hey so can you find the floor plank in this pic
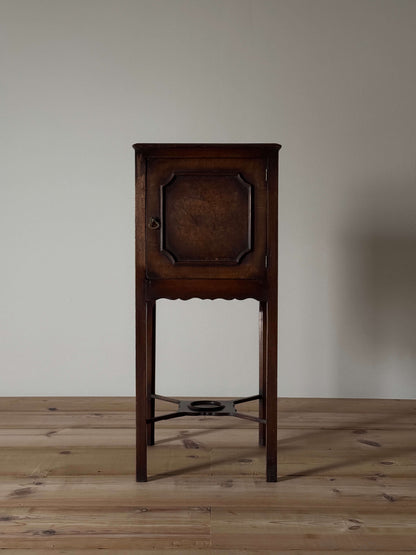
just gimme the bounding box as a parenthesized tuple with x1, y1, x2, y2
(0, 397, 415, 552)
(211, 507, 416, 551)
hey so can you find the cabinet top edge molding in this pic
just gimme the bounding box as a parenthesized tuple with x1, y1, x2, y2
(133, 143, 281, 156)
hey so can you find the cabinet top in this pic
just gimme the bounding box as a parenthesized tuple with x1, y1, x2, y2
(133, 143, 281, 157)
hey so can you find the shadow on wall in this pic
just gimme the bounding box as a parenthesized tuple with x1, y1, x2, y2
(335, 235, 416, 398)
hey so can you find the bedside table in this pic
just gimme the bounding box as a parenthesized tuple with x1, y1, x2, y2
(134, 143, 280, 481)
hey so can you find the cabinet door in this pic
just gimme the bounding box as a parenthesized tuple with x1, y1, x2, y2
(145, 155, 267, 280)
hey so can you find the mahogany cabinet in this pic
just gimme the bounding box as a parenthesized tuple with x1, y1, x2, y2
(134, 143, 280, 481)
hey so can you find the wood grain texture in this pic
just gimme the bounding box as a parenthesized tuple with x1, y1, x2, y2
(0, 397, 415, 551)
(135, 143, 279, 482)
(145, 154, 267, 280)
(135, 149, 147, 481)
(161, 171, 253, 265)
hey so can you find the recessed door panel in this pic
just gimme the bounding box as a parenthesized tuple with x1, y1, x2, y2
(146, 156, 267, 279)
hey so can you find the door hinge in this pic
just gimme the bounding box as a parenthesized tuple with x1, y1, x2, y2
(265, 254, 268, 269)
(265, 168, 268, 182)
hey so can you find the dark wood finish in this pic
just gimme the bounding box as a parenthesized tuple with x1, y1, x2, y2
(146, 300, 156, 446)
(134, 143, 280, 482)
(135, 150, 147, 482)
(145, 155, 267, 280)
(144, 279, 267, 301)
(161, 171, 252, 265)
(259, 301, 266, 446)
(265, 151, 279, 482)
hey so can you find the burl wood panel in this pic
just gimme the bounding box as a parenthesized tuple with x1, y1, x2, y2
(145, 155, 267, 280)
(161, 172, 252, 266)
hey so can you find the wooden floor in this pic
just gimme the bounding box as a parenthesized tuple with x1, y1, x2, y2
(0, 397, 415, 553)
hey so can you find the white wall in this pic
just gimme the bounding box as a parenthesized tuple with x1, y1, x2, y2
(1, 0, 416, 398)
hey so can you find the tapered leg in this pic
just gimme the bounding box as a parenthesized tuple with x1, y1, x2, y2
(146, 300, 156, 446)
(259, 301, 266, 446)
(136, 291, 147, 482)
(265, 299, 278, 482)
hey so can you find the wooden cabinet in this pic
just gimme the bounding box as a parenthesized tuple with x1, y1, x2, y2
(134, 143, 280, 481)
